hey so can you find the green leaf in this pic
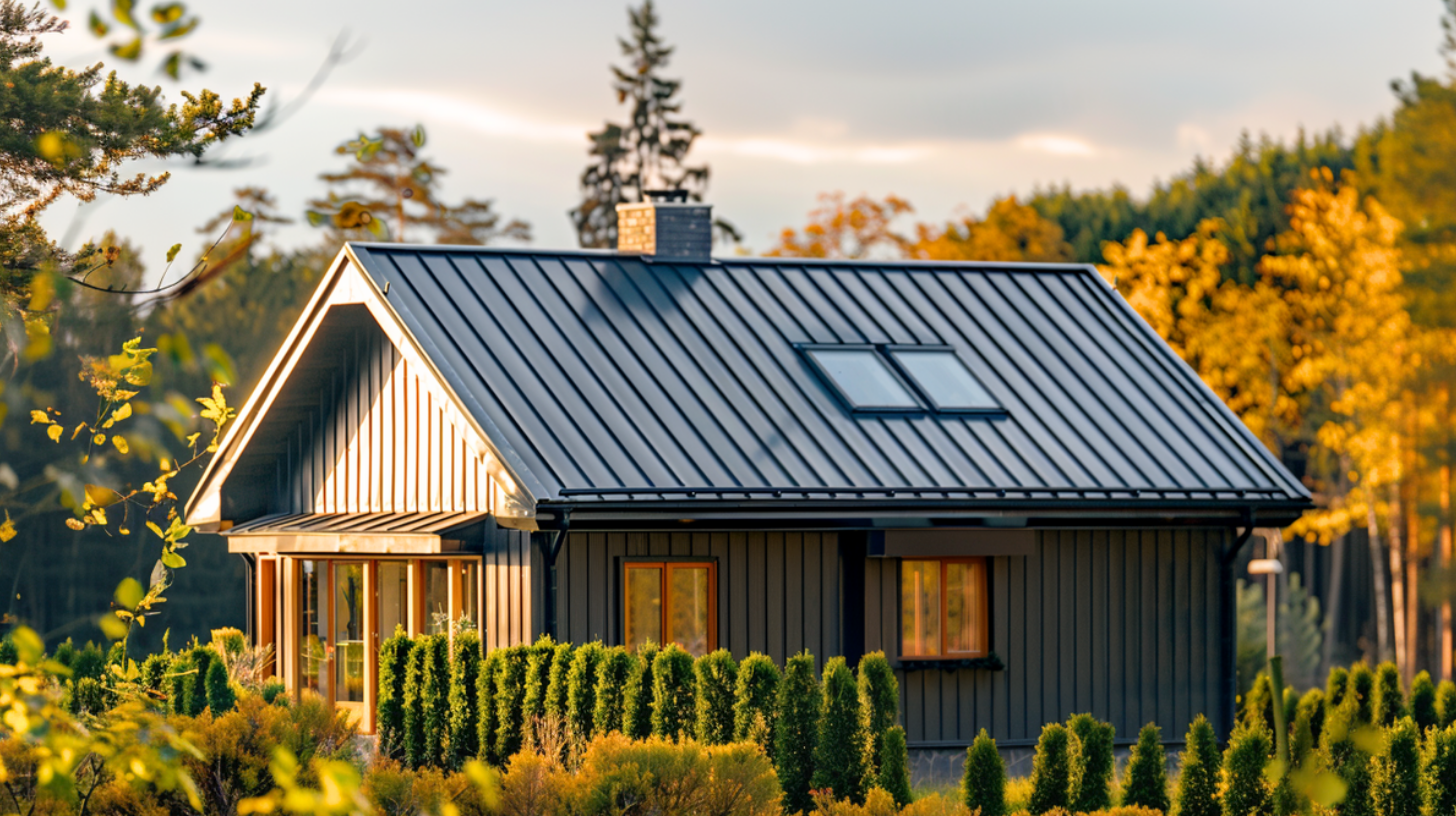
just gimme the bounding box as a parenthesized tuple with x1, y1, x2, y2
(159, 17, 198, 39)
(411, 124, 426, 148)
(114, 577, 144, 610)
(232, 205, 254, 223)
(305, 210, 328, 227)
(146, 521, 165, 540)
(11, 626, 42, 664)
(113, 0, 140, 29)
(166, 243, 181, 263)
(88, 10, 109, 36)
(162, 51, 181, 80)
(98, 613, 128, 640)
(110, 36, 143, 61)
(150, 2, 183, 23)
(161, 550, 186, 568)
(49, 0, 67, 9)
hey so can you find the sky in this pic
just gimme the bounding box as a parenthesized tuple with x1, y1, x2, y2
(33, 0, 1449, 274)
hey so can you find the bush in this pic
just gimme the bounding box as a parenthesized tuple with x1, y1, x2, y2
(377, 625, 412, 760)
(105, 640, 125, 667)
(168, 652, 193, 716)
(564, 641, 604, 742)
(51, 638, 76, 670)
(650, 643, 696, 741)
(1320, 694, 1374, 816)
(1422, 722, 1456, 816)
(572, 733, 781, 816)
(1438, 680, 1456, 729)
(206, 656, 236, 713)
(212, 626, 248, 656)
(1408, 670, 1437, 732)
(520, 635, 557, 744)
(261, 678, 286, 705)
(1326, 665, 1349, 709)
(544, 642, 574, 727)
(1243, 672, 1275, 732)
(446, 630, 482, 768)
(695, 648, 738, 745)
(188, 645, 216, 717)
(961, 727, 1005, 816)
(1174, 714, 1222, 816)
(732, 652, 779, 752)
(880, 724, 913, 808)
(70, 676, 107, 715)
(363, 758, 492, 816)
(1027, 722, 1071, 815)
(857, 651, 898, 777)
(1370, 716, 1421, 816)
(1373, 661, 1406, 727)
(813, 656, 869, 804)
(0, 638, 16, 665)
(476, 650, 503, 765)
(494, 645, 528, 762)
(140, 652, 170, 693)
(592, 646, 635, 735)
(812, 787, 900, 816)
(775, 650, 821, 815)
(1066, 713, 1114, 813)
(1120, 722, 1168, 813)
(1348, 662, 1375, 725)
(1295, 688, 1326, 747)
(420, 634, 451, 769)
(1221, 722, 1271, 816)
(623, 642, 659, 740)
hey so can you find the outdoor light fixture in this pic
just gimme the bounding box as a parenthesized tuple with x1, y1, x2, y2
(1248, 559, 1284, 575)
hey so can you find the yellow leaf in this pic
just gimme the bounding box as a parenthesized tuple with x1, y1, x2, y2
(46, 425, 62, 443)
(0, 512, 15, 543)
(102, 402, 132, 429)
(112, 436, 129, 454)
(93, 433, 106, 445)
(28, 410, 51, 425)
(97, 613, 127, 640)
(65, 518, 84, 531)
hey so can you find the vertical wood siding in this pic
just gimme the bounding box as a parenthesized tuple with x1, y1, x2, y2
(481, 523, 536, 651)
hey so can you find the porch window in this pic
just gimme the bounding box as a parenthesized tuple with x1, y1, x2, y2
(623, 562, 716, 657)
(299, 560, 327, 692)
(900, 558, 988, 658)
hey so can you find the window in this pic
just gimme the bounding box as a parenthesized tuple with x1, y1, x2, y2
(804, 347, 920, 411)
(623, 562, 716, 657)
(900, 558, 988, 658)
(888, 349, 999, 411)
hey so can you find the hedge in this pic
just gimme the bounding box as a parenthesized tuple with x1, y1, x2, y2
(1322, 693, 1374, 816)
(812, 656, 868, 804)
(857, 651, 898, 778)
(1423, 723, 1456, 816)
(1349, 662, 1375, 725)
(204, 657, 235, 714)
(1326, 665, 1349, 709)
(377, 625, 412, 760)
(961, 728, 1005, 816)
(592, 646, 635, 736)
(774, 650, 820, 815)
(694, 648, 737, 745)
(1296, 687, 1326, 747)
(651, 644, 696, 741)
(520, 635, 557, 745)
(1066, 713, 1113, 813)
(1120, 723, 1168, 813)
(1408, 670, 1436, 732)
(880, 724, 913, 808)
(1373, 661, 1406, 727)
(494, 645, 528, 763)
(565, 641, 604, 743)
(544, 642, 574, 728)
(1027, 722, 1070, 815)
(731, 652, 779, 753)
(1174, 715, 1221, 816)
(622, 642, 659, 740)
(1221, 722, 1271, 816)
(446, 629, 481, 768)
(1439, 680, 1456, 729)
(476, 650, 503, 765)
(1371, 716, 1422, 816)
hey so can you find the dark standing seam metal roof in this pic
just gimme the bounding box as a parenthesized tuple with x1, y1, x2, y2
(347, 244, 1309, 515)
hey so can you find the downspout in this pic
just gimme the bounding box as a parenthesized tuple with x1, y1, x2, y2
(543, 509, 571, 641)
(1220, 513, 1256, 742)
(238, 553, 256, 644)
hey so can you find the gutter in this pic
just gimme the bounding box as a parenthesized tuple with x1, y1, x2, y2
(542, 509, 571, 641)
(1219, 516, 1258, 742)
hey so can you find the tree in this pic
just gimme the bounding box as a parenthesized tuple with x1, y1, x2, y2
(565, 641, 604, 743)
(622, 641, 658, 740)
(572, 1, 715, 249)
(649, 643, 695, 741)
(1174, 715, 1222, 816)
(1121, 723, 1169, 813)
(774, 651, 820, 815)
(879, 725, 913, 808)
(767, 193, 912, 259)
(812, 656, 869, 804)
(961, 728, 1005, 816)
(693, 648, 736, 745)
(377, 625, 411, 760)
(910, 196, 1071, 262)
(856, 651, 899, 779)
(1370, 717, 1422, 816)
(1026, 722, 1070, 815)
(591, 646, 635, 736)
(1066, 713, 1114, 813)
(731, 652, 779, 752)
(446, 630, 481, 768)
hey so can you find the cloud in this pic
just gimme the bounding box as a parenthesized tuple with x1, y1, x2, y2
(1013, 133, 1101, 157)
(316, 88, 586, 145)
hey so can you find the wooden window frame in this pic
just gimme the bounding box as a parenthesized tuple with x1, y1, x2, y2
(899, 557, 989, 660)
(622, 561, 717, 655)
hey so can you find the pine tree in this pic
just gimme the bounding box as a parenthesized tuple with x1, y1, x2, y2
(565, 641, 604, 743)
(1372, 661, 1406, 727)
(403, 638, 428, 768)
(520, 635, 557, 745)
(495, 645, 528, 763)
(1221, 722, 1272, 816)
(1027, 722, 1070, 815)
(204, 657, 234, 713)
(857, 651, 899, 778)
(775, 651, 821, 815)
(1408, 670, 1437, 732)
(732, 652, 780, 752)
(1174, 715, 1222, 816)
(1422, 723, 1456, 816)
(650, 643, 696, 741)
(1370, 716, 1421, 816)
(623, 641, 659, 740)
(592, 646, 636, 735)
(1066, 713, 1114, 813)
(812, 656, 869, 804)
(694, 648, 737, 745)
(961, 728, 1005, 816)
(377, 625, 412, 760)
(1121, 723, 1169, 813)
(477, 650, 503, 765)
(1438, 680, 1456, 728)
(880, 725, 913, 808)
(447, 630, 482, 768)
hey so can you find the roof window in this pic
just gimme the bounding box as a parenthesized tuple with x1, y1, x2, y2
(888, 348, 999, 412)
(804, 347, 920, 411)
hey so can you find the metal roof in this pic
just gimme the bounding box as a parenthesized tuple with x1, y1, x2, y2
(346, 244, 1310, 521)
(224, 512, 489, 537)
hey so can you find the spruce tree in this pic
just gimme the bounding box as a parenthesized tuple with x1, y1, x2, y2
(650, 643, 696, 741)
(732, 652, 780, 752)
(1027, 722, 1070, 815)
(1372, 661, 1406, 727)
(694, 648, 737, 745)
(477, 650, 503, 765)
(880, 724, 913, 808)
(403, 638, 428, 768)
(623, 641, 659, 739)
(812, 656, 869, 804)
(1174, 715, 1222, 816)
(495, 645, 528, 763)
(447, 630, 482, 768)
(1349, 662, 1375, 725)
(1121, 723, 1169, 813)
(775, 651, 821, 815)
(592, 646, 636, 735)
(204, 658, 234, 713)
(377, 625, 412, 760)
(857, 651, 899, 778)
(1422, 722, 1456, 816)
(1370, 716, 1422, 816)
(520, 635, 557, 744)
(1066, 713, 1114, 813)
(1221, 722, 1272, 816)
(1438, 680, 1456, 728)
(961, 728, 1005, 816)
(1408, 670, 1437, 732)
(565, 641, 604, 742)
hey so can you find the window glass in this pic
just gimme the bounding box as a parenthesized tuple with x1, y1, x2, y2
(901, 560, 941, 657)
(807, 348, 919, 409)
(946, 561, 985, 655)
(299, 560, 326, 693)
(423, 561, 451, 635)
(890, 350, 997, 410)
(377, 561, 408, 638)
(460, 561, 479, 630)
(667, 565, 711, 657)
(333, 563, 365, 703)
(624, 565, 663, 652)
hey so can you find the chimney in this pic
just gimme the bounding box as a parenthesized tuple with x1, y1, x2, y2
(616, 190, 712, 262)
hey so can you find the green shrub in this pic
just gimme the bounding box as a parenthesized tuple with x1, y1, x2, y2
(1120, 723, 1168, 813)
(403, 638, 428, 768)
(140, 652, 170, 693)
(1320, 694, 1374, 816)
(1422, 723, 1456, 816)
(813, 656, 869, 804)
(52, 638, 76, 670)
(1221, 722, 1271, 816)
(261, 679, 286, 705)
(476, 650, 502, 765)
(0, 637, 16, 665)
(1326, 665, 1349, 709)
(622, 642, 659, 740)
(420, 634, 451, 769)
(592, 646, 635, 735)
(520, 634, 557, 743)
(205, 657, 236, 713)
(544, 642, 574, 727)
(961, 727, 1005, 816)
(446, 630, 481, 768)
(211, 627, 247, 656)
(694, 648, 737, 745)
(774, 650, 820, 815)
(650, 643, 696, 741)
(571, 733, 782, 816)
(1027, 722, 1070, 815)
(1348, 662, 1375, 725)
(880, 724, 913, 808)
(105, 641, 125, 667)
(1173, 714, 1222, 816)
(1067, 713, 1114, 813)
(69, 677, 107, 715)
(1243, 672, 1275, 732)
(70, 641, 104, 682)
(857, 650, 898, 778)
(1438, 680, 1456, 729)
(377, 625, 412, 760)
(188, 645, 215, 717)
(167, 652, 193, 716)
(494, 645, 528, 762)
(1295, 688, 1326, 747)
(1372, 661, 1406, 727)
(1370, 716, 1421, 816)
(732, 652, 779, 753)
(1408, 670, 1437, 732)
(565, 641, 604, 742)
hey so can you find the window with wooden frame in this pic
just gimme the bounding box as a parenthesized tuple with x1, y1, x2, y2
(623, 562, 716, 657)
(900, 558, 988, 659)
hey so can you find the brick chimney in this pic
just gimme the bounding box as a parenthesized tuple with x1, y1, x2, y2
(616, 190, 712, 262)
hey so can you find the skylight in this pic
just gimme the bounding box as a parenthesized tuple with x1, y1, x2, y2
(805, 348, 920, 411)
(889, 348, 999, 411)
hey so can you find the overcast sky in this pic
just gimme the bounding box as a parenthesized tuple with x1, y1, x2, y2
(35, 0, 1448, 270)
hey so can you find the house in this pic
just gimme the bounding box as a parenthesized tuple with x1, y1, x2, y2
(184, 196, 1310, 751)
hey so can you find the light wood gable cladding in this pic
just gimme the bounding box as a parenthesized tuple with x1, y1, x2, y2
(186, 249, 537, 539)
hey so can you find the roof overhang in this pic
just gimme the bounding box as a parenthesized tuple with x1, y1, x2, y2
(222, 512, 490, 554)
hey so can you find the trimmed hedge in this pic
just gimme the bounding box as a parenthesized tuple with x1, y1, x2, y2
(494, 645, 528, 763)
(1028, 722, 1071, 815)
(477, 650, 503, 765)
(403, 638, 428, 768)
(591, 646, 635, 735)
(1408, 670, 1436, 732)
(565, 641, 604, 742)
(880, 724, 913, 808)
(205, 657, 235, 713)
(731, 652, 779, 753)
(520, 635, 557, 745)
(650, 644, 696, 741)
(857, 651, 898, 778)
(544, 642, 574, 727)
(1371, 716, 1422, 816)
(1174, 715, 1221, 816)
(446, 629, 481, 768)
(775, 650, 820, 815)
(377, 625, 412, 760)
(622, 642, 659, 740)
(812, 656, 868, 804)
(1221, 722, 1271, 816)
(694, 648, 737, 745)
(1120, 723, 1168, 813)
(1066, 713, 1113, 813)
(961, 727, 1005, 816)
(1373, 661, 1406, 727)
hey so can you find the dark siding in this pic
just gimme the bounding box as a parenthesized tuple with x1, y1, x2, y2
(482, 523, 534, 651)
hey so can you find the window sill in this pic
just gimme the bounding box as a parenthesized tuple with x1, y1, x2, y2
(894, 652, 1004, 672)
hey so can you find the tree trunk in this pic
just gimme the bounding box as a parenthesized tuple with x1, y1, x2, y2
(1389, 482, 1407, 672)
(1405, 398, 1421, 682)
(1368, 499, 1392, 663)
(1443, 383, 1454, 682)
(1324, 533, 1347, 676)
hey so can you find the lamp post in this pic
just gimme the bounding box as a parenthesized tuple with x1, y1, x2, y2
(1249, 533, 1284, 660)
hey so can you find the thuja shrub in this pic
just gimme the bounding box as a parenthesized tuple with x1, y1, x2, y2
(446, 630, 481, 768)
(880, 724, 913, 808)
(0, 638, 15, 665)
(1066, 713, 1114, 813)
(1296, 688, 1326, 747)
(1408, 670, 1437, 732)
(1173, 715, 1222, 816)
(1243, 672, 1276, 732)
(544, 642, 575, 727)
(476, 650, 503, 765)
(520, 634, 556, 743)
(1370, 716, 1421, 816)
(571, 734, 782, 816)
(1320, 694, 1374, 816)
(262, 679, 285, 705)
(140, 652, 170, 694)
(494, 645, 529, 763)
(1438, 680, 1456, 728)
(565, 641, 604, 742)
(1373, 661, 1406, 727)
(857, 651, 899, 777)
(775, 650, 821, 815)
(694, 648, 738, 745)
(651, 644, 696, 741)
(813, 656, 869, 804)
(187, 645, 215, 716)
(377, 625, 412, 760)
(961, 727, 1005, 816)
(1349, 662, 1375, 725)
(732, 652, 779, 752)
(1027, 722, 1070, 815)
(205, 657, 235, 713)
(71, 641, 105, 681)
(1120, 722, 1169, 813)
(403, 639, 428, 768)
(168, 652, 193, 716)
(1326, 665, 1350, 709)
(592, 646, 635, 735)
(1221, 722, 1271, 816)
(623, 642, 659, 740)
(422, 634, 452, 768)
(1422, 723, 1456, 816)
